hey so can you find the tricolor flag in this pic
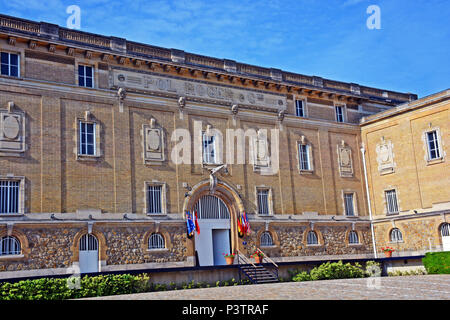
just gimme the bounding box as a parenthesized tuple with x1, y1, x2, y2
(185, 211, 195, 238)
(194, 210, 200, 235)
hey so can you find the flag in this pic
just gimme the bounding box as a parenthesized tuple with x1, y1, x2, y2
(194, 210, 200, 235)
(185, 211, 195, 238)
(242, 211, 250, 235)
(237, 213, 244, 237)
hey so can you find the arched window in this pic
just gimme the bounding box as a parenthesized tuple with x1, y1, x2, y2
(148, 233, 165, 249)
(79, 234, 98, 251)
(0, 236, 21, 256)
(260, 231, 274, 247)
(307, 231, 318, 245)
(349, 231, 359, 244)
(441, 223, 450, 237)
(390, 228, 403, 242)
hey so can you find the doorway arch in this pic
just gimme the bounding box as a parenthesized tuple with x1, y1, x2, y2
(184, 180, 244, 266)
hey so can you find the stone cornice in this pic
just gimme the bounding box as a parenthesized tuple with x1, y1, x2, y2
(0, 14, 415, 106)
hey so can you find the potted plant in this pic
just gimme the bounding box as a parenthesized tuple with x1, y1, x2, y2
(381, 246, 395, 257)
(250, 250, 264, 264)
(223, 253, 235, 265)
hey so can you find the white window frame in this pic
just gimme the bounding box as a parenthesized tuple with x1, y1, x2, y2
(256, 187, 272, 216)
(148, 233, 165, 250)
(0, 52, 20, 78)
(295, 99, 306, 117)
(385, 189, 399, 215)
(202, 132, 219, 165)
(425, 129, 442, 161)
(78, 121, 96, 156)
(298, 143, 312, 172)
(0, 176, 25, 215)
(0, 236, 21, 256)
(78, 64, 94, 88)
(343, 192, 356, 216)
(335, 105, 345, 123)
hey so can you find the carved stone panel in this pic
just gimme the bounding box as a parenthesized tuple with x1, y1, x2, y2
(253, 131, 270, 170)
(375, 139, 395, 174)
(0, 110, 26, 156)
(338, 144, 353, 177)
(143, 124, 164, 164)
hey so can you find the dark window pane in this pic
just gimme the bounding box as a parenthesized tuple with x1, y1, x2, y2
(79, 76, 85, 87)
(9, 54, 18, 66)
(86, 133, 94, 144)
(85, 66, 92, 77)
(86, 123, 94, 134)
(78, 65, 84, 76)
(87, 145, 94, 155)
(86, 77, 93, 88)
(1, 53, 8, 64)
(10, 66, 18, 77)
(1, 64, 8, 75)
(81, 132, 86, 143)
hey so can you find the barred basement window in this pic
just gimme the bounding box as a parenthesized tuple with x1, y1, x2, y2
(78, 65, 94, 88)
(257, 189, 270, 215)
(147, 185, 162, 214)
(390, 228, 403, 242)
(349, 231, 359, 244)
(79, 121, 96, 156)
(307, 231, 318, 245)
(441, 223, 450, 237)
(344, 193, 355, 216)
(426, 130, 441, 160)
(385, 189, 399, 214)
(295, 100, 305, 117)
(260, 231, 273, 247)
(298, 144, 311, 171)
(0, 236, 21, 256)
(0, 180, 20, 214)
(1, 52, 19, 77)
(335, 105, 344, 123)
(148, 233, 165, 249)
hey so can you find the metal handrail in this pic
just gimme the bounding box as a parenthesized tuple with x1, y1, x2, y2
(256, 248, 278, 268)
(236, 249, 256, 268)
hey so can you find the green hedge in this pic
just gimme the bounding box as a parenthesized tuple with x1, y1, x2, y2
(292, 260, 373, 282)
(0, 274, 252, 300)
(422, 251, 450, 274)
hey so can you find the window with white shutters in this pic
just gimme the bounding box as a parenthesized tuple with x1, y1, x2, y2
(202, 133, 218, 164)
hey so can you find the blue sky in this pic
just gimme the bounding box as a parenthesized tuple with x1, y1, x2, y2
(1, 0, 449, 98)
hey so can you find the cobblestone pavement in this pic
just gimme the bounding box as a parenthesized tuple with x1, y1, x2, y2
(88, 275, 450, 300)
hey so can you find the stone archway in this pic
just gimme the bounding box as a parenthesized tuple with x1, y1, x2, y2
(183, 180, 245, 266)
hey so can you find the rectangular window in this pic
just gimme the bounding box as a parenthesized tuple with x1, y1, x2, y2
(335, 105, 344, 123)
(79, 121, 96, 156)
(0, 180, 20, 214)
(295, 100, 305, 117)
(426, 130, 441, 160)
(78, 65, 94, 88)
(257, 189, 270, 215)
(344, 193, 355, 216)
(1, 52, 19, 77)
(147, 185, 162, 214)
(385, 189, 399, 214)
(202, 133, 217, 164)
(298, 144, 310, 171)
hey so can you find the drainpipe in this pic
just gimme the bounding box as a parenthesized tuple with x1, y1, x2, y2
(360, 143, 378, 259)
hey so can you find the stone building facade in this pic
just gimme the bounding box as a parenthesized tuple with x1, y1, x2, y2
(0, 14, 445, 278)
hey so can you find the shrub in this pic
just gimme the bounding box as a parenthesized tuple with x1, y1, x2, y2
(292, 261, 365, 282)
(365, 260, 382, 277)
(422, 251, 450, 274)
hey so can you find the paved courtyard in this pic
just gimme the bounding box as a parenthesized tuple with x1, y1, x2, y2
(88, 275, 450, 300)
